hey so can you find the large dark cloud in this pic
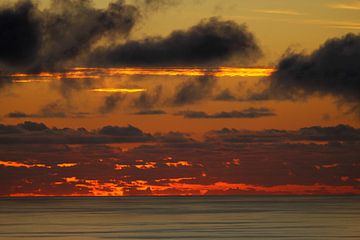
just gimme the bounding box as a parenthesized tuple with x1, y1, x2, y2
(0, 1, 262, 73)
(0, 0, 40, 69)
(88, 17, 262, 67)
(0, 0, 140, 73)
(176, 107, 276, 119)
(36, 0, 139, 72)
(258, 33, 360, 115)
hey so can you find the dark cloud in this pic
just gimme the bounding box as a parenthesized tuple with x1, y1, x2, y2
(213, 89, 237, 101)
(35, 0, 139, 72)
(133, 85, 162, 109)
(54, 78, 100, 98)
(0, 0, 140, 72)
(0, 2, 262, 74)
(206, 124, 360, 143)
(88, 17, 262, 67)
(4, 101, 89, 118)
(0, 0, 40, 69)
(17, 121, 49, 131)
(0, 124, 22, 134)
(0, 121, 152, 144)
(154, 131, 194, 143)
(257, 33, 360, 115)
(173, 75, 216, 105)
(5, 111, 32, 118)
(134, 109, 166, 115)
(298, 124, 360, 141)
(99, 93, 126, 114)
(176, 107, 276, 119)
(99, 125, 145, 137)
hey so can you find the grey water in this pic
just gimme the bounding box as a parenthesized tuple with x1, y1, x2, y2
(0, 196, 359, 240)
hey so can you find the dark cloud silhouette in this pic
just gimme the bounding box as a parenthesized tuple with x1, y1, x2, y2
(5, 111, 31, 118)
(0, 0, 40, 69)
(99, 125, 144, 136)
(206, 124, 360, 143)
(4, 101, 89, 118)
(134, 109, 166, 115)
(176, 107, 276, 119)
(35, 0, 139, 72)
(17, 121, 49, 131)
(154, 131, 194, 143)
(173, 75, 216, 105)
(99, 93, 126, 114)
(133, 85, 162, 109)
(258, 33, 360, 115)
(0, 121, 152, 144)
(214, 89, 237, 101)
(0, 1, 262, 74)
(0, 0, 140, 72)
(54, 78, 100, 98)
(88, 17, 262, 67)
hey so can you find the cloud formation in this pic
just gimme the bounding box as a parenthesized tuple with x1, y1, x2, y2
(1, 122, 359, 196)
(0, 1, 262, 74)
(0, 0, 40, 69)
(99, 93, 126, 114)
(88, 17, 262, 67)
(0, 0, 139, 72)
(257, 33, 360, 115)
(176, 107, 276, 119)
(173, 75, 216, 105)
(134, 109, 167, 115)
(0, 121, 152, 144)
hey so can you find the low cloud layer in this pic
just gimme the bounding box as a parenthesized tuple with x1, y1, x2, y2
(0, 121, 152, 144)
(0, 122, 359, 196)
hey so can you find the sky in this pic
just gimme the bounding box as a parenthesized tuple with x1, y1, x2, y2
(0, 0, 359, 196)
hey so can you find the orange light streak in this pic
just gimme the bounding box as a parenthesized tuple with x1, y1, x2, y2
(10, 67, 275, 81)
(90, 88, 146, 93)
(0, 160, 51, 169)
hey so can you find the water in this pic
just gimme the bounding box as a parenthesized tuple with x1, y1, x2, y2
(0, 196, 359, 240)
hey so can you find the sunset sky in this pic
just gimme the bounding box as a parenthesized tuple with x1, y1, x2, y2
(0, 0, 359, 196)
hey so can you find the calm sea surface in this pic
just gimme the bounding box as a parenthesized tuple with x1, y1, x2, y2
(0, 196, 359, 240)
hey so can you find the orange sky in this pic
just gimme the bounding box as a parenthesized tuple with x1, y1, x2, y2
(0, 0, 359, 196)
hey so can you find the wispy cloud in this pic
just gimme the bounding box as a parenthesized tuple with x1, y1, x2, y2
(253, 9, 303, 16)
(176, 108, 276, 119)
(304, 19, 360, 30)
(329, 1, 360, 10)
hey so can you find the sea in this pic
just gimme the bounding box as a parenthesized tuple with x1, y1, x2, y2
(0, 196, 359, 240)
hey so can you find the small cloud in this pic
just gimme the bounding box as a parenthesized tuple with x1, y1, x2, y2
(214, 89, 237, 101)
(176, 108, 276, 119)
(134, 109, 166, 115)
(5, 112, 33, 118)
